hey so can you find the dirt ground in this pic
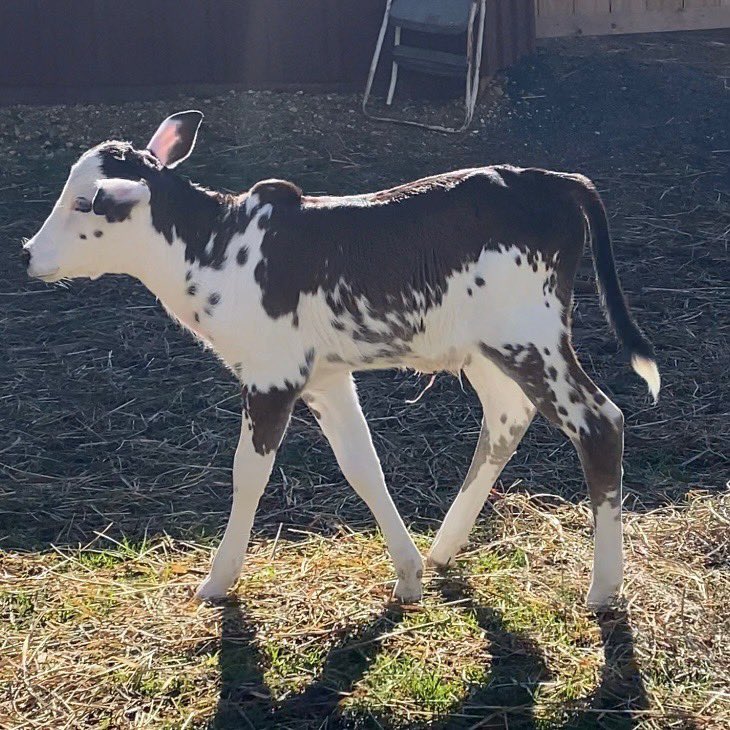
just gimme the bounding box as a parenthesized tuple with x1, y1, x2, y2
(0, 29, 728, 730)
(1, 30, 727, 549)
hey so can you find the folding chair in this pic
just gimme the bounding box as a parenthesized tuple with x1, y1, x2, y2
(363, 0, 487, 133)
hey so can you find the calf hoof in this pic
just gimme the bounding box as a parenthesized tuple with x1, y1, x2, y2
(392, 557, 424, 604)
(586, 582, 622, 611)
(194, 577, 232, 604)
(426, 550, 455, 575)
(392, 576, 423, 604)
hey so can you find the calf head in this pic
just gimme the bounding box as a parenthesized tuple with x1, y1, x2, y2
(23, 111, 203, 281)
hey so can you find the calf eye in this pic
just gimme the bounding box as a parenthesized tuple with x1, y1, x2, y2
(73, 197, 92, 213)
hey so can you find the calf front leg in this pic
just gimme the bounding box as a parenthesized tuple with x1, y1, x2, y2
(303, 372, 424, 602)
(195, 383, 298, 602)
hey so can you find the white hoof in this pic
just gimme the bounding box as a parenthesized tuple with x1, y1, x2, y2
(427, 528, 470, 572)
(194, 577, 233, 604)
(393, 575, 423, 604)
(586, 582, 622, 610)
(392, 553, 424, 604)
(426, 546, 457, 574)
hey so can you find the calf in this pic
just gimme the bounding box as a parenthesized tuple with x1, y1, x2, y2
(23, 112, 660, 608)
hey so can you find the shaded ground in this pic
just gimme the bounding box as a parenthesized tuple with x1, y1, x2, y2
(0, 31, 728, 550)
(0, 29, 728, 730)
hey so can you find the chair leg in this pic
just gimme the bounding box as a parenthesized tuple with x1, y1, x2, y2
(386, 26, 401, 106)
(362, 0, 394, 115)
(462, 0, 486, 131)
(461, 2, 478, 128)
(469, 0, 487, 120)
(363, 0, 486, 134)
(386, 63, 399, 106)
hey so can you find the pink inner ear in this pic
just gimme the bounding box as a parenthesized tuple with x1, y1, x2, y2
(147, 122, 180, 165)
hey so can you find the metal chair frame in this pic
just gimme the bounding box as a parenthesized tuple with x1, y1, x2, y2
(363, 0, 487, 134)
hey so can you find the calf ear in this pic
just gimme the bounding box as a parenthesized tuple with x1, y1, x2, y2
(92, 178, 150, 222)
(146, 110, 203, 168)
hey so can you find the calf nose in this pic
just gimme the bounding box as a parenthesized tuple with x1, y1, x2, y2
(21, 248, 31, 268)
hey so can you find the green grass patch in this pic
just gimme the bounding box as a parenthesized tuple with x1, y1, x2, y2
(1, 588, 36, 628)
(2, 494, 728, 728)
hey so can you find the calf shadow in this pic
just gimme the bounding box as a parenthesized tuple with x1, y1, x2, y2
(439, 581, 652, 730)
(437, 577, 547, 730)
(204, 581, 652, 729)
(563, 608, 652, 730)
(209, 596, 407, 729)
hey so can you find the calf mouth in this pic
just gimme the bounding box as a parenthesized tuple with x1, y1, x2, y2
(28, 267, 61, 282)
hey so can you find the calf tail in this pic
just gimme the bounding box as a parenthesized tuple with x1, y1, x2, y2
(570, 175, 661, 402)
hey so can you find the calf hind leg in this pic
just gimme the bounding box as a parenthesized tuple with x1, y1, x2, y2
(428, 357, 535, 570)
(481, 339, 625, 608)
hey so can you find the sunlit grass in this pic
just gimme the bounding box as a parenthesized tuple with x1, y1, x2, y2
(1, 492, 728, 729)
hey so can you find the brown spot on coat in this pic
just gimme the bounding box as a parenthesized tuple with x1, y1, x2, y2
(92, 188, 135, 223)
(243, 383, 300, 455)
(576, 408, 624, 510)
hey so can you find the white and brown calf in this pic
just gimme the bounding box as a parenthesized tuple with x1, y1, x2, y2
(23, 111, 660, 608)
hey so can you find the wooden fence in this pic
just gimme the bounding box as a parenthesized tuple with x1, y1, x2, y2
(536, 0, 730, 37)
(0, 1, 534, 104)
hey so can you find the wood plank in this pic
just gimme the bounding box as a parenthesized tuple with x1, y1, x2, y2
(684, 0, 722, 8)
(39, 1, 98, 86)
(537, 0, 575, 16)
(574, 0, 611, 13)
(517, 0, 538, 57)
(484, 0, 500, 73)
(609, 0, 645, 12)
(536, 3, 730, 34)
(646, 0, 682, 11)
